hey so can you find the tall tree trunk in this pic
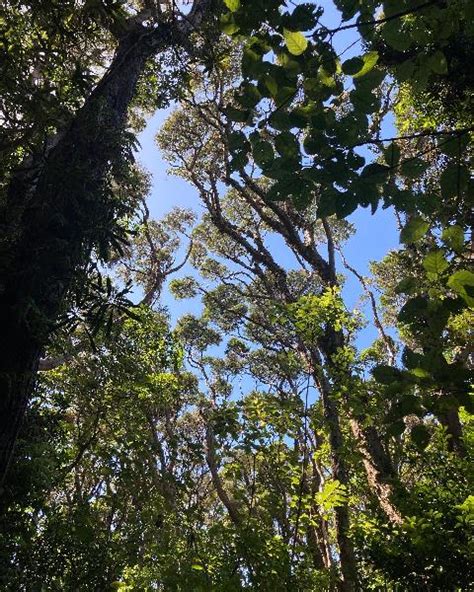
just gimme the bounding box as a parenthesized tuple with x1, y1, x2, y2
(205, 424, 242, 527)
(349, 420, 403, 524)
(439, 407, 466, 457)
(0, 0, 214, 489)
(0, 25, 164, 487)
(309, 356, 359, 592)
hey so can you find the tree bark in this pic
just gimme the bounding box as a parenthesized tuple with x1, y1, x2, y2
(205, 424, 242, 527)
(0, 0, 213, 487)
(311, 363, 359, 592)
(439, 407, 466, 457)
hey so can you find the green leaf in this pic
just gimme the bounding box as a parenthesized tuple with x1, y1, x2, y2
(191, 563, 205, 571)
(384, 142, 401, 166)
(399, 394, 422, 416)
(223, 0, 240, 11)
(382, 21, 412, 51)
(275, 131, 300, 159)
(387, 419, 406, 437)
(224, 0, 240, 12)
(395, 276, 417, 295)
(223, 106, 251, 123)
(428, 50, 448, 75)
(236, 83, 262, 108)
(440, 164, 470, 199)
(341, 56, 364, 76)
(286, 3, 319, 31)
(402, 347, 425, 371)
(442, 225, 465, 253)
(400, 217, 429, 244)
(253, 140, 274, 167)
(438, 134, 469, 157)
(342, 52, 378, 78)
(395, 59, 415, 82)
(258, 74, 278, 97)
(400, 157, 429, 178)
(241, 48, 263, 78)
(283, 29, 308, 56)
(227, 131, 248, 150)
(423, 250, 449, 276)
(318, 66, 336, 88)
(269, 110, 293, 131)
(372, 365, 403, 385)
(447, 270, 474, 307)
(353, 51, 379, 78)
(220, 13, 239, 34)
(267, 175, 310, 203)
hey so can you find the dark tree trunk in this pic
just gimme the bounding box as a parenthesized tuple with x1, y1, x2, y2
(309, 356, 359, 592)
(439, 407, 466, 457)
(0, 25, 164, 487)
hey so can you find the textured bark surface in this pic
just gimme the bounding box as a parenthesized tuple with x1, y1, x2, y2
(349, 420, 403, 525)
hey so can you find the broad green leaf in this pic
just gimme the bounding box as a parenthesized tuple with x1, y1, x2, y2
(223, 105, 250, 122)
(395, 276, 417, 295)
(428, 50, 448, 75)
(400, 216, 429, 243)
(283, 29, 308, 56)
(269, 110, 293, 131)
(228, 131, 248, 150)
(440, 164, 470, 199)
(242, 48, 263, 77)
(223, 0, 240, 12)
(253, 140, 274, 167)
(382, 21, 412, 51)
(402, 347, 425, 371)
(318, 66, 336, 87)
(191, 564, 205, 571)
(258, 74, 278, 97)
(286, 3, 319, 31)
(447, 270, 474, 307)
(275, 131, 300, 158)
(236, 83, 261, 108)
(372, 365, 404, 385)
(400, 157, 429, 178)
(342, 56, 364, 76)
(442, 225, 465, 253)
(423, 250, 449, 276)
(277, 52, 301, 75)
(342, 52, 378, 78)
(438, 133, 469, 157)
(384, 142, 401, 166)
(353, 51, 379, 78)
(388, 420, 406, 437)
(220, 13, 239, 34)
(395, 59, 415, 82)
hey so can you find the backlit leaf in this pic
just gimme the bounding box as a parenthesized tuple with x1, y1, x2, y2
(283, 29, 308, 56)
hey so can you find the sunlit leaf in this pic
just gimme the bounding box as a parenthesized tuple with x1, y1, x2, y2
(283, 29, 308, 56)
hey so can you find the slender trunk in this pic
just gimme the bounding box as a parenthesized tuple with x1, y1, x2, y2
(205, 425, 242, 527)
(302, 460, 333, 571)
(310, 356, 359, 592)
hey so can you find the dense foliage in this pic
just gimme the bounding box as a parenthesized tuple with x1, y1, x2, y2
(0, 0, 472, 590)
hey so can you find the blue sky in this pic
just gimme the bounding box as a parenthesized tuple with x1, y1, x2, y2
(135, 0, 400, 350)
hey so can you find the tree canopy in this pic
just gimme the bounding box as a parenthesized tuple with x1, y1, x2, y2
(0, 0, 473, 590)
